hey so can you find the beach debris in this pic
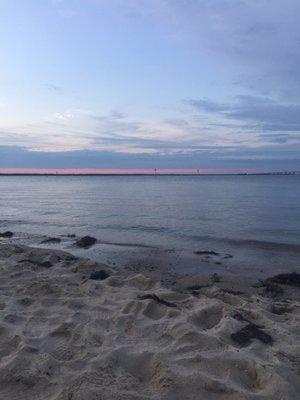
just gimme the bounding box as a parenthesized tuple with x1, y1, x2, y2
(194, 250, 219, 256)
(266, 272, 300, 288)
(89, 270, 110, 280)
(137, 294, 178, 308)
(0, 231, 13, 238)
(231, 324, 273, 346)
(75, 236, 97, 248)
(40, 237, 61, 244)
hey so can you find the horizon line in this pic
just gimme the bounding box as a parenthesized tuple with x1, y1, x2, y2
(0, 168, 299, 176)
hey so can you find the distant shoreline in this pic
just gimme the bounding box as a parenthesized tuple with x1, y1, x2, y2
(0, 172, 299, 176)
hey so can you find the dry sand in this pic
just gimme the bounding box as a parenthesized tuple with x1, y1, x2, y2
(0, 243, 299, 399)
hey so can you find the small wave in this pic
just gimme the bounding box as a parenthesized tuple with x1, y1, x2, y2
(0, 219, 28, 226)
(99, 224, 170, 234)
(227, 238, 300, 252)
(192, 234, 300, 253)
(98, 240, 159, 249)
(0, 219, 67, 228)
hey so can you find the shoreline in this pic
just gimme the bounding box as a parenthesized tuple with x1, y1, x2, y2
(0, 242, 299, 399)
(2, 230, 300, 279)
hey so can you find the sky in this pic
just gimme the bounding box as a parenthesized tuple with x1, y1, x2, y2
(0, 0, 300, 171)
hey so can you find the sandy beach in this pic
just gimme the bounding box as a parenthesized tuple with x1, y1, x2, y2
(0, 242, 299, 399)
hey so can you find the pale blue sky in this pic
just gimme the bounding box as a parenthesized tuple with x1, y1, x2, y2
(0, 0, 299, 169)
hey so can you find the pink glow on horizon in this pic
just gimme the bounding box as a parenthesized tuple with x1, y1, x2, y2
(0, 168, 272, 175)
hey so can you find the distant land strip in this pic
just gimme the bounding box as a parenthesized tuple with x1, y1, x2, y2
(0, 168, 299, 176)
(0, 173, 299, 176)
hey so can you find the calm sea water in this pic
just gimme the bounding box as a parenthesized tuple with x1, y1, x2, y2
(0, 175, 299, 276)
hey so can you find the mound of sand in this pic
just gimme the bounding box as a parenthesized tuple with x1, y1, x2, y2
(0, 243, 299, 399)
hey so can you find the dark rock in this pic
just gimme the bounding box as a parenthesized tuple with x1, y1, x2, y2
(231, 324, 273, 346)
(75, 236, 97, 248)
(223, 254, 233, 259)
(211, 273, 221, 283)
(67, 234, 76, 238)
(266, 272, 300, 288)
(137, 294, 177, 308)
(187, 284, 211, 291)
(40, 237, 61, 244)
(194, 250, 219, 256)
(0, 231, 13, 238)
(89, 270, 110, 280)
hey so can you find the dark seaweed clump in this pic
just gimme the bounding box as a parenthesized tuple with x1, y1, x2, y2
(0, 231, 13, 238)
(138, 294, 177, 308)
(266, 272, 300, 288)
(75, 236, 97, 248)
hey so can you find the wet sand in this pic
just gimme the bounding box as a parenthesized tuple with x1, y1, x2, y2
(3, 230, 300, 278)
(0, 242, 299, 399)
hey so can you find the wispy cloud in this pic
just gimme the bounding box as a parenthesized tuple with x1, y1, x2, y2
(258, 133, 300, 144)
(0, 144, 299, 170)
(1, 97, 299, 158)
(44, 83, 61, 92)
(186, 96, 300, 135)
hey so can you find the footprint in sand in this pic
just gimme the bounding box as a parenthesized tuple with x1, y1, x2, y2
(142, 301, 168, 320)
(45, 322, 88, 361)
(189, 305, 224, 330)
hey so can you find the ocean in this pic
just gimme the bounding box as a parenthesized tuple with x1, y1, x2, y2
(0, 175, 299, 277)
